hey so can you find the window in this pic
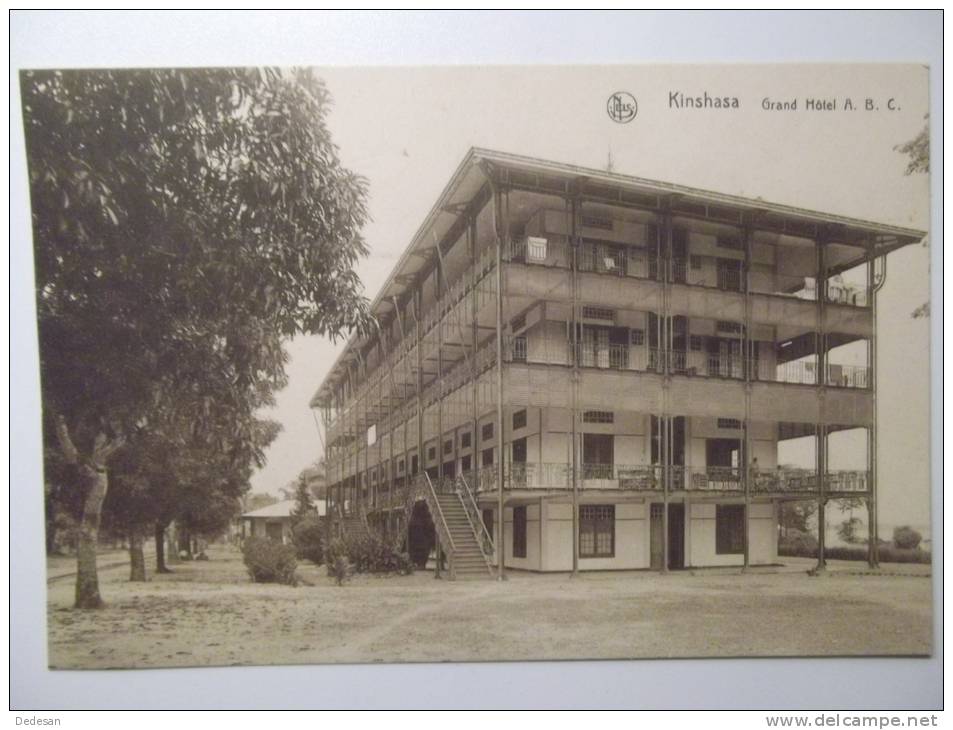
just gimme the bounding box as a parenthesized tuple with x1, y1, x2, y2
(690, 255, 703, 270)
(461, 432, 472, 449)
(583, 305, 615, 322)
(716, 504, 745, 554)
(482, 422, 494, 441)
(580, 505, 615, 558)
(583, 410, 614, 424)
(397, 459, 405, 474)
(512, 506, 527, 558)
(630, 329, 645, 346)
(716, 320, 742, 334)
(717, 418, 742, 430)
(411, 455, 418, 475)
(482, 448, 494, 467)
(716, 234, 743, 251)
(513, 409, 527, 430)
(511, 335, 527, 362)
(444, 439, 453, 455)
(527, 236, 548, 262)
(581, 214, 613, 231)
(690, 335, 704, 351)
(427, 446, 436, 461)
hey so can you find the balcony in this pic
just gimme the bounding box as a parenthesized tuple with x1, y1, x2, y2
(454, 463, 869, 496)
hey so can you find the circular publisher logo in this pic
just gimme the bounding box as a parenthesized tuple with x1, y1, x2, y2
(607, 92, 638, 123)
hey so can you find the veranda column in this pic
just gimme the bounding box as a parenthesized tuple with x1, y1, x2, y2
(866, 237, 880, 568)
(661, 205, 672, 574)
(491, 178, 506, 580)
(742, 222, 753, 571)
(814, 234, 828, 573)
(569, 193, 580, 576)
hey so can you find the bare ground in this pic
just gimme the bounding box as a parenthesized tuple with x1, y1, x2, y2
(46, 547, 933, 669)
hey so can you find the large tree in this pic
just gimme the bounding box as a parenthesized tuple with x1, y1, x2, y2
(23, 67, 370, 607)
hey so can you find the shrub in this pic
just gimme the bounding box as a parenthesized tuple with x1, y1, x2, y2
(327, 554, 352, 586)
(326, 534, 414, 576)
(893, 526, 923, 550)
(778, 529, 818, 558)
(242, 537, 298, 585)
(292, 516, 324, 565)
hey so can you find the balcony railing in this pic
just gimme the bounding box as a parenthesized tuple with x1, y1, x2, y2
(340, 466, 870, 502)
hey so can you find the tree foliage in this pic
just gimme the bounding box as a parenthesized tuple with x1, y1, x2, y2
(22, 67, 372, 606)
(895, 116, 929, 175)
(290, 473, 315, 524)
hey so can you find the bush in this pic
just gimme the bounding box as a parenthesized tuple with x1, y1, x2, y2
(893, 525, 923, 550)
(242, 537, 298, 585)
(292, 516, 324, 565)
(778, 529, 818, 558)
(326, 534, 414, 576)
(327, 554, 352, 586)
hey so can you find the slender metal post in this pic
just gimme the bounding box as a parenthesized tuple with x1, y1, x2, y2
(867, 239, 881, 568)
(436, 258, 444, 483)
(661, 208, 671, 573)
(490, 179, 506, 580)
(814, 234, 827, 573)
(742, 222, 752, 571)
(569, 193, 580, 576)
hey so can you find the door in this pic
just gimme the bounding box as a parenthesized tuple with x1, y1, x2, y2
(650, 503, 664, 569)
(668, 503, 685, 569)
(266, 522, 284, 542)
(511, 437, 527, 487)
(583, 433, 613, 479)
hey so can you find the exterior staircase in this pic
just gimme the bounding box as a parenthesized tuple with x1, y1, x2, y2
(433, 491, 495, 580)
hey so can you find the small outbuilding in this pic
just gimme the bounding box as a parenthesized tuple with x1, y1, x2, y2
(240, 499, 326, 544)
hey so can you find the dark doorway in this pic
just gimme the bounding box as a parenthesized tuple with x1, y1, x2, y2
(583, 433, 613, 479)
(512, 437, 527, 463)
(511, 437, 528, 487)
(706, 438, 741, 467)
(650, 503, 664, 569)
(668, 503, 685, 569)
(650, 502, 686, 570)
(407, 501, 436, 569)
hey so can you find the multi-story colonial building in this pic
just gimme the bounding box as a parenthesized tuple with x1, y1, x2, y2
(310, 148, 924, 579)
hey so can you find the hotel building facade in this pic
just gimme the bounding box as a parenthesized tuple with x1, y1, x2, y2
(310, 149, 923, 579)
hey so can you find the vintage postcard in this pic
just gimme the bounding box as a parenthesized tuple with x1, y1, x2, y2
(24, 63, 931, 671)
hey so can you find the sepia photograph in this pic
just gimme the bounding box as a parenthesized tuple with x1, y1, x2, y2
(10, 10, 941, 713)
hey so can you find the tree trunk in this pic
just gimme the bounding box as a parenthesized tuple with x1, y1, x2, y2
(166, 522, 181, 564)
(155, 523, 171, 573)
(129, 532, 147, 582)
(75, 467, 108, 609)
(45, 518, 57, 555)
(179, 530, 192, 559)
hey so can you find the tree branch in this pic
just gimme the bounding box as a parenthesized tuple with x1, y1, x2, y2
(54, 414, 80, 465)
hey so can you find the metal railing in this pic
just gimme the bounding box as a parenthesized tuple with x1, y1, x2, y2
(689, 466, 744, 491)
(421, 473, 457, 578)
(346, 466, 870, 506)
(825, 364, 870, 389)
(576, 343, 633, 370)
(456, 473, 495, 560)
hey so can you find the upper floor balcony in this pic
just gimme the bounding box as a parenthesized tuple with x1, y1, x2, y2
(504, 336, 870, 389)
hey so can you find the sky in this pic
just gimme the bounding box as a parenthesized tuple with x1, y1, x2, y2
(249, 64, 931, 535)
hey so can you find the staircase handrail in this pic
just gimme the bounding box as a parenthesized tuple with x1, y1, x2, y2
(456, 473, 494, 561)
(423, 472, 457, 556)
